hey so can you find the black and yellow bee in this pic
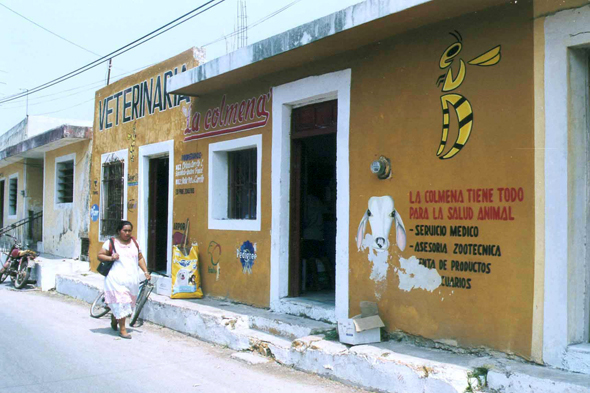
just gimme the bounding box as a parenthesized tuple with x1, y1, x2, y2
(436, 31, 501, 160)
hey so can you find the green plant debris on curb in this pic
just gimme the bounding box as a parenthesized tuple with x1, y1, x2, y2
(323, 329, 339, 341)
(465, 366, 489, 393)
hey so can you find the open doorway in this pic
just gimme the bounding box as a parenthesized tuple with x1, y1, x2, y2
(289, 100, 337, 304)
(0, 180, 4, 229)
(147, 156, 169, 273)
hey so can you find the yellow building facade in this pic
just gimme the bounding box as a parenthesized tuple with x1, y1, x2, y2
(89, 0, 590, 373)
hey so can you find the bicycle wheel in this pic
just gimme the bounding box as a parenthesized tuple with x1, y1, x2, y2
(90, 292, 110, 318)
(13, 258, 30, 289)
(130, 283, 153, 327)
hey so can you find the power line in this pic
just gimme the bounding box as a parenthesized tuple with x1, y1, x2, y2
(34, 97, 95, 116)
(1, 0, 304, 115)
(0, 0, 225, 105)
(0, 63, 155, 109)
(0, 2, 101, 58)
(0, 0, 222, 103)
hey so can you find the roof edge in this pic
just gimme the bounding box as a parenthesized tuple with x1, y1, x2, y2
(169, 0, 430, 94)
(0, 125, 92, 162)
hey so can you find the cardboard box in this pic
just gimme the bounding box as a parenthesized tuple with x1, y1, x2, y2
(154, 275, 172, 297)
(338, 302, 385, 345)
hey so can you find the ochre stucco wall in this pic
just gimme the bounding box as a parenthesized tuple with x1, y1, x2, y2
(90, 2, 535, 357)
(342, 3, 535, 358)
(89, 50, 202, 284)
(25, 159, 43, 213)
(177, 84, 272, 308)
(44, 140, 92, 258)
(90, 47, 272, 307)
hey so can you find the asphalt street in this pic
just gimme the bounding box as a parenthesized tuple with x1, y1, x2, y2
(0, 281, 367, 393)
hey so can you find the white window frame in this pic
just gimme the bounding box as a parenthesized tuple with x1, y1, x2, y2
(543, 6, 590, 373)
(208, 134, 262, 232)
(270, 69, 351, 322)
(54, 153, 75, 208)
(99, 149, 128, 243)
(7, 173, 18, 219)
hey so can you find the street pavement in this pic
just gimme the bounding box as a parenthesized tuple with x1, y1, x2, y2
(0, 281, 368, 393)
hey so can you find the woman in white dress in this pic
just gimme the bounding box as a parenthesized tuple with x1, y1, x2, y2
(97, 221, 150, 339)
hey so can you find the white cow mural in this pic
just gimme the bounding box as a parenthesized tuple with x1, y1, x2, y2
(356, 195, 441, 294)
(356, 196, 406, 253)
(356, 196, 406, 289)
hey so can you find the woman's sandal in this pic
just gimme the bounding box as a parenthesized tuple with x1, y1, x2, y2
(119, 332, 132, 339)
(110, 315, 118, 331)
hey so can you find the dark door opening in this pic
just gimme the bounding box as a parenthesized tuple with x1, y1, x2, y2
(0, 180, 4, 229)
(289, 100, 337, 301)
(147, 156, 169, 273)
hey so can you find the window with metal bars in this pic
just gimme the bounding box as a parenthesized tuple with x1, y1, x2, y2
(101, 161, 124, 237)
(8, 177, 17, 216)
(56, 160, 74, 204)
(227, 148, 257, 220)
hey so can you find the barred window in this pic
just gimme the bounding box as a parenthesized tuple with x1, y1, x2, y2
(209, 134, 261, 231)
(8, 176, 17, 216)
(101, 161, 124, 237)
(56, 160, 74, 204)
(228, 148, 257, 220)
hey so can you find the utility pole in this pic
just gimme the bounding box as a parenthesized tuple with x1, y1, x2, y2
(106, 58, 112, 85)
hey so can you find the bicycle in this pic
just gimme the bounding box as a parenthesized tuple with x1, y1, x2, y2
(90, 278, 154, 327)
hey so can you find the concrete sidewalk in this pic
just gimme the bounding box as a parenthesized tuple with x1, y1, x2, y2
(54, 272, 590, 393)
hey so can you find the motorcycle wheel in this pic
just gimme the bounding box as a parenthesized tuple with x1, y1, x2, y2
(0, 269, 8, 283)
(13, 258, 30, 289)
(90, 292, 110, 318)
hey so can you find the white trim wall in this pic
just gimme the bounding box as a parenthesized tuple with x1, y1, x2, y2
(270, 69, 351, 321)
(543, 4, 590, 372)
(138, 140, 174, 276)
(208, 134, 262, 232)
(54, 152, 76, 209)
(99, 149, 128, 242)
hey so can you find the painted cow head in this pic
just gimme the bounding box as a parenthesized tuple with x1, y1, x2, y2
(356, 196, 406, 252)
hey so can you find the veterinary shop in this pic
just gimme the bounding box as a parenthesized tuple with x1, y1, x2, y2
(90, 0, 590, 369)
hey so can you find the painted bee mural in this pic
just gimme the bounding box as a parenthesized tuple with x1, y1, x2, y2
(435, 31, 501, 160)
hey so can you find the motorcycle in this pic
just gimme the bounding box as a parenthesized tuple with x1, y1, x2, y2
(0, 234, 37, 289)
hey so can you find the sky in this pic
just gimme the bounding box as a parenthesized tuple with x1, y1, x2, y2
(0, 0, 364, 133)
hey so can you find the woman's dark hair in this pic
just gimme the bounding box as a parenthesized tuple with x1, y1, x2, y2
(116, 220, 133, 234)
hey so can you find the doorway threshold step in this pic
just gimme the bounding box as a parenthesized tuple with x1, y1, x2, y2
(249, 311, 335, 340)
(278, 297, 336, 324)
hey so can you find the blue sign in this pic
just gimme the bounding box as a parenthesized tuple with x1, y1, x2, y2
(90, 204, 99, 222)
(237, 240, 256, 274)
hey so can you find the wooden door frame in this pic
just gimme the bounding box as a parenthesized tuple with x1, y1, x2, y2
(289, 101, 338, 297)
(138, 140, 174, 276)
(270, 69, 351, 322)
(147, 157, 169, 272)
